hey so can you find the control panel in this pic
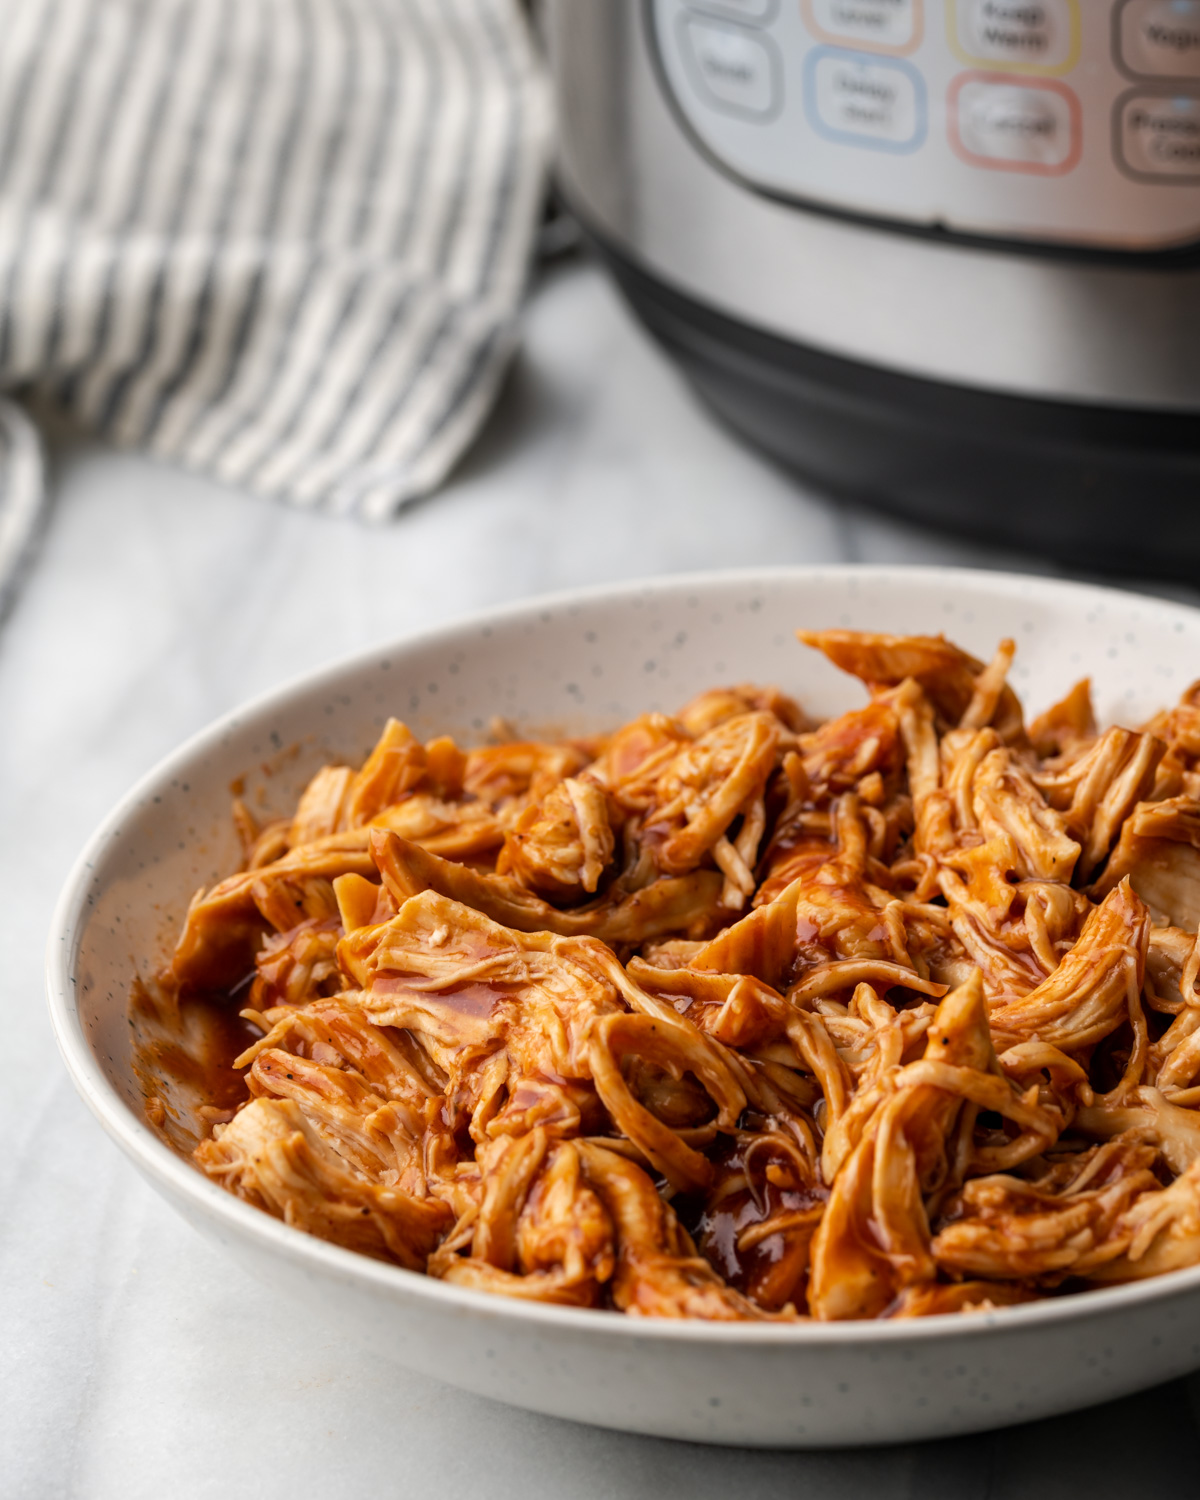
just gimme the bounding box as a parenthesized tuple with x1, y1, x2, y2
(651, 0, 1200, 249)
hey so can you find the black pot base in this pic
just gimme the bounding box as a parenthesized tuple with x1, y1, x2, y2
(590, 233, 1200, 580)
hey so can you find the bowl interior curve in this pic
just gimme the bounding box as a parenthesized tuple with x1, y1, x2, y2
(48, 564, 1200, 1344)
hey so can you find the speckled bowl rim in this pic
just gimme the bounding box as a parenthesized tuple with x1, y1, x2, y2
(45, 563, 1200, 1347)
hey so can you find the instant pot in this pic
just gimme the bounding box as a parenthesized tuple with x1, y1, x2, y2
(542, 1, 1200, 573)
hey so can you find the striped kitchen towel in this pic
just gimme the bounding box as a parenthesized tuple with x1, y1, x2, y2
(0, 397, 44, 621)
(0, 0, 551, 520)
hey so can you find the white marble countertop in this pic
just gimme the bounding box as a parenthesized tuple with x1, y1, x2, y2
(4, 255, 1199, 1499)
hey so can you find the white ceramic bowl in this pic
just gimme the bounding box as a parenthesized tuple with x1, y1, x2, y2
(48, 566, 1200, 1448)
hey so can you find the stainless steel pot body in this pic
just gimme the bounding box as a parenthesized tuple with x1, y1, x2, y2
(545, 0, 1200, 411)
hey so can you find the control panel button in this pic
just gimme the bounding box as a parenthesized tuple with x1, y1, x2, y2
(679, 16, 782, 116)
(802, 0, 921, 52)
(950, 75, 1081, 171)
(1117, 1, 1200, 80)
(952, 0, 1079, 74)
(1117, 91, 1200, 177)
(805, 50, 925, 148)
(687, 0, 778, 22)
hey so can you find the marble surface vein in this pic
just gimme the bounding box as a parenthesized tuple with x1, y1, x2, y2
(3, 257, 1199, 1499)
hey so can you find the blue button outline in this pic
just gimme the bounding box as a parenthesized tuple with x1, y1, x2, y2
(803, 45, 928, 152)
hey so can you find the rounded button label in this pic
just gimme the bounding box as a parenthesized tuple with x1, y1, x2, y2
(950, 74, 1081, 171)
(950, 0, 1080, 75)
(804, 49, 926, 149)
(1117, 1, 1200, 80)
(1116, 91, 1200, 177)
(686, 0, 778, 22)
(679, 16, 782, 117)
(802, 0, 922, 53)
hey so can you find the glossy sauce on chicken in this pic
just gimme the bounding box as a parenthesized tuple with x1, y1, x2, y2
(137, 633, 1200, 1319)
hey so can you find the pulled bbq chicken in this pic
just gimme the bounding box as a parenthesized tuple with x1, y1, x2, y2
(149, 628, 1200, 1318)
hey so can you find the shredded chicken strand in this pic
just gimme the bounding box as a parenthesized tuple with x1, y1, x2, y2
(137, 628, 1200, 1320)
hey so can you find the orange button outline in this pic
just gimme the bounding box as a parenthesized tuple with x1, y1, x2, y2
(800, 0, 924, 56)
(948, 71, 1083, 175)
